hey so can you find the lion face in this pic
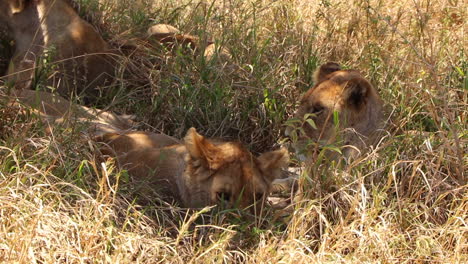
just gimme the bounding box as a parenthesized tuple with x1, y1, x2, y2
(183, 128, 289, 208)
(98, 128, 289, 209)
(286, 62, 383, 160)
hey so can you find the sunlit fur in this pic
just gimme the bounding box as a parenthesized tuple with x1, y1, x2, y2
(97, 131, 181, 155)
(286, 62, 384, 160)
(97, 128, 289, 208)
(0, 0, 115, 102)
(5, 89, 134, 135)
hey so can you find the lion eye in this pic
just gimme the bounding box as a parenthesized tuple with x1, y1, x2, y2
(216, 192, 231, 202)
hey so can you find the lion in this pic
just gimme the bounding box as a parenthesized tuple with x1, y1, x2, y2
(4, 89, 135, 136)
(96, 128, 290, 209)
(147, 24, 232, 64)
(0, 0, 116, 103)
(286, 62, 384, 161)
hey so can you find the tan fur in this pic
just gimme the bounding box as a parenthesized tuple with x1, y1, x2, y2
(203, 43, 232, 63)
(0, 0, 41, 90)
(97, 128, 289, 208)
(147, 24, 205, 50)
(6, 89, 134, 135)
(96, 131, 180, 155)
(147, 24, 232, 64)
(0, 0, 116, 102)
(147, 24, 181, 42)
(286, 62, 384, 160)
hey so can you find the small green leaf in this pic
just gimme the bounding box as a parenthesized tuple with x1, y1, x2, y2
(454, 66, 465, 77)
(305, 118, 317, 130)
(323, 145, 342, 154)
(284, 118, 302, 128)
(333, 111, 340, 126)
(304, 113, 317, 120)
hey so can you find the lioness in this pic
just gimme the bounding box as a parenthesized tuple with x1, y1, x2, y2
(286, 62, 384, 161)
(96, 128, 289, 208)
(0, 0, 116, 102)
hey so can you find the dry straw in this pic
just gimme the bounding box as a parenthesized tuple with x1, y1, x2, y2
(0, 0, 466, 263)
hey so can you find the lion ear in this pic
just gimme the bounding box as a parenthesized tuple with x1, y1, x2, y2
(257, 148, 289, 182)
(147, 24, 180, 39)
(343, 77, 372, 110)
(8, 0, 29, 14)
(313, 62, 341, 84)
(184, 127, 223, 170)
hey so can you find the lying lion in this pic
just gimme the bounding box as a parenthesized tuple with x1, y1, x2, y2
(96, 128, 289, 209)
(286, 62, 384, 161)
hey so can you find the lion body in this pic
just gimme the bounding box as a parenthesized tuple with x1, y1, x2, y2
(97, 128, 289, 208)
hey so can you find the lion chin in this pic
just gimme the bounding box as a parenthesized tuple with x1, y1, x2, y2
(96, 128, 289, 209)
(285, 62, 384, 162)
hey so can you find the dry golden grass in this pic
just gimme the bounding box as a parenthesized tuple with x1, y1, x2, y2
(0, 0, 466, 263)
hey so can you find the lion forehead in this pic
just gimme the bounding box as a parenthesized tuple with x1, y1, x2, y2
(328, 70, 362, 83)
(302, 82, 343, 109)
(212, 155, 269, 192)
(217, 142, 252, 162)
(241, 160, 269, 191)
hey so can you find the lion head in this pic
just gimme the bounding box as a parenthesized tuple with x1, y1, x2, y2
(286, 62, 384, 161)
(98, 128, 289, 209)
(182, 128, 289, 208)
